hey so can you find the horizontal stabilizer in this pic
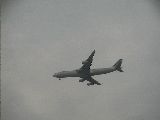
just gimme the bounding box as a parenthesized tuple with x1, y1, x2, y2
(117, 67, 123, 72)
(113, 59, 123, 72)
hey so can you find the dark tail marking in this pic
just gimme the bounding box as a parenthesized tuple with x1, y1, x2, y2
(113, 59, 123, 72)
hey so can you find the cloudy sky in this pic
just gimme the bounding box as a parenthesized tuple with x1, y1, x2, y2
(1, 0, 160, 120)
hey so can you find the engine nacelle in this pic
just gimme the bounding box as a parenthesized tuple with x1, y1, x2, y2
(87, 82, 94, 86)
(79, 78, 85, 82)
(82, 60, 88, 64)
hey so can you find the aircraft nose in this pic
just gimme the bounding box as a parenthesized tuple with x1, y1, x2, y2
(53, 73, 57, 77)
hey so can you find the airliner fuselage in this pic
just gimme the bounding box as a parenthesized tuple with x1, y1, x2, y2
(53, 67, 116, 78)
(53, 50, 123, 85)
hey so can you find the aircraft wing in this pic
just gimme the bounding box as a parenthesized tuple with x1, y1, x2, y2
(87, 77, 101, 86)
(79, 50, 95, 72)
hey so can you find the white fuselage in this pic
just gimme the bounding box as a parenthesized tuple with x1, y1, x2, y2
(53, 67, 116, 78)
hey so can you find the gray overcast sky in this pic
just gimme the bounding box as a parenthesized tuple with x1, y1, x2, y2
(1, 0, 160, 120)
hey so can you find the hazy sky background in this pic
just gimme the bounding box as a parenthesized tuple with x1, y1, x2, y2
(1, 0, 160, 120)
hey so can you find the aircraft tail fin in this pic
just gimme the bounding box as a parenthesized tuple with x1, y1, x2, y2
(113, 59, 123, 72)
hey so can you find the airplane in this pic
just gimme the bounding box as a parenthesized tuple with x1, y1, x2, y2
(53, 50, 123, 86)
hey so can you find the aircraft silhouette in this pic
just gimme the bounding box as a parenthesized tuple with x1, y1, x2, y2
(53, 50, 123, 86)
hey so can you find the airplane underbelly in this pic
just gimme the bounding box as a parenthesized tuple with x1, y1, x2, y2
(62, 71, 80, 77)
(90, 68, 114, 76)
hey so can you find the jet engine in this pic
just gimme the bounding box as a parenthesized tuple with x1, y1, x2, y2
(82, 60, 88, 64)
(87, 82, 94, 86)
(79, 78, 85, 82)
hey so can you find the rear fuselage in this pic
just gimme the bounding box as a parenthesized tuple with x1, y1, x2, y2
(53, 67, 116, 78)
